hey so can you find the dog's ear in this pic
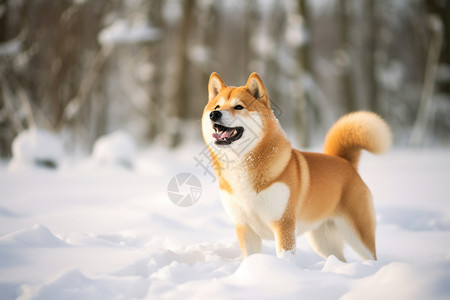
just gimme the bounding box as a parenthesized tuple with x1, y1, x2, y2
(208, 72, 227, 102)
(245, 73, 269, 105)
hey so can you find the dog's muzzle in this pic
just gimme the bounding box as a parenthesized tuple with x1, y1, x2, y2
(209, 111, 244, 145)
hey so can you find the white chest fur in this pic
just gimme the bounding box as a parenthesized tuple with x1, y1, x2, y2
(220, 181, 290, 239)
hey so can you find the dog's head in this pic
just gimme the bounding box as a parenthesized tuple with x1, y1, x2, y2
(202, 72, 276, 158)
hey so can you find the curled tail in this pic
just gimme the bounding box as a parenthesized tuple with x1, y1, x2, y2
(323, 111, 392, 170)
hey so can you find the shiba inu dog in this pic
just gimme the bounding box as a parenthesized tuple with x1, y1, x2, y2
(201, 72, 392, 262)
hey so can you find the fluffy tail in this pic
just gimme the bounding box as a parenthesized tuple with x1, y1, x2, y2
(323, 111, 392, 170)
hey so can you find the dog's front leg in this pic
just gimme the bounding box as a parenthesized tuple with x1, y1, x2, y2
(235, 224, 262, 258)
(273, 219, 296, 262)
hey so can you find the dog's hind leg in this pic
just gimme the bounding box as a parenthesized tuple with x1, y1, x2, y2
(334, 216, 377, 261)
(336, 185, 377, 261)
(305, 220, 347, 262)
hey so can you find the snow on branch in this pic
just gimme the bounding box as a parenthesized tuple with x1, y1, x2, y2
(98, 19, 161, 46)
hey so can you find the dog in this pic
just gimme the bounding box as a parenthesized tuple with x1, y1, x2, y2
(201, 72, 392, 262)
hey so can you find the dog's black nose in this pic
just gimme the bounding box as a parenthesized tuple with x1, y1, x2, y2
(210, 110, 222, 122)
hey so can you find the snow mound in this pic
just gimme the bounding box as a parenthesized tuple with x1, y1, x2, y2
(113, 250, 180, 278)
(154, 254, 349, 299)
(90, 131, 137, 168)
(224, 254, 348, 299)
(0, 224, 68, 248)
(9, 128, 64, 171)
(232, 254, 300, 284)
(322, 255, 378, 278)
(19, 269, 149, 300)
(341, 262, 450, 300)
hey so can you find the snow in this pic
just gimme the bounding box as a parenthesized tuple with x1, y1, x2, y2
(162, 0, 183, 25)
(98, 19, 161, 46)
(8, 128, 64, 171)
(89, 131, 137, 168)
(0, 144, 449, 299)
(0, 224, 68, 248)
(0, 37, 21, 57)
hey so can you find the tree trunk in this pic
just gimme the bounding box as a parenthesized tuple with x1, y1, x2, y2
(410, 14, 443, 147)
(296, 0, 311, 147)
(169, 0, 195, 147)
(0, 0, 10, 156)
(338, 0, 356, 113)
(366, 0, 379, 114)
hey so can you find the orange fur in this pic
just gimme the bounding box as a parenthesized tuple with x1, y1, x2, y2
(323, 111, 392, 169)
(202, 72, 391, 261)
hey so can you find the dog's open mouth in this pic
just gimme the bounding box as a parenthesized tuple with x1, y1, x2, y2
(212, 124, 244, 145)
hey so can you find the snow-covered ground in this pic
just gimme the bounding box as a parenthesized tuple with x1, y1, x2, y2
(0, 141, 449, 299)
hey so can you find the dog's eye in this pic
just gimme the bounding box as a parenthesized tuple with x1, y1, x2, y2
(234, 105, 244, 110)
(215, 105, 220, 110)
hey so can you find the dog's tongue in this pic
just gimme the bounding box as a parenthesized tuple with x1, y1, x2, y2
(212, 130, 232, 140)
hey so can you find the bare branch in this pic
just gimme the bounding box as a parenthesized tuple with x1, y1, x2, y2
(56, 45, 113, 130)
(410, 14, 444, 147)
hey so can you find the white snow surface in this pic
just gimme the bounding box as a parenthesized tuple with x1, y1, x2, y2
(0, 144, 449, 299)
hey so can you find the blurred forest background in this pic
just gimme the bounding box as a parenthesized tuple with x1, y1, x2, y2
(0, 0, 449, 157)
